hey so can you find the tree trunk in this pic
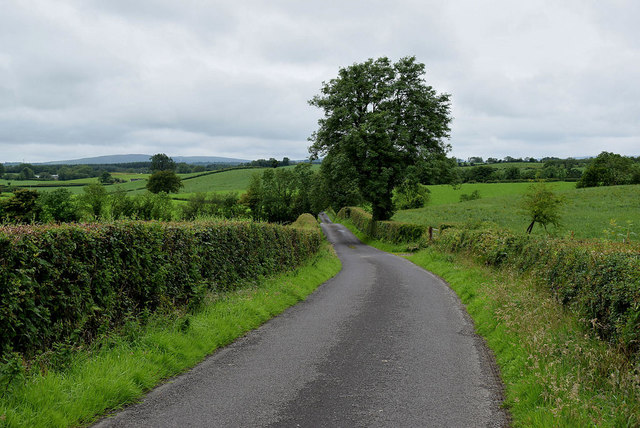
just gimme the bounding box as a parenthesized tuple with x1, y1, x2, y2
(526, 221, 535, 234)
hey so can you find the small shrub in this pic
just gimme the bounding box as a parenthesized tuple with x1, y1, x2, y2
(290, 213, 319, 230)
(459, 190, 480, 202)
(521, 181, 564, 234)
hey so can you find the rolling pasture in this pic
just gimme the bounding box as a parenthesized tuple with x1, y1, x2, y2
(394, 182, 640, 241)
(0, 166, 314, 197)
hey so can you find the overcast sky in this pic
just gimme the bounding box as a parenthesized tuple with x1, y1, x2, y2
(1, 0, 639, 163)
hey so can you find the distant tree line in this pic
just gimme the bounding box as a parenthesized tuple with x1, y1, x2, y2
(0, 161, 241, 181)
(576, 152, 640, 188)
(242, 157, 291, 168)
(456, 154, 640, 184)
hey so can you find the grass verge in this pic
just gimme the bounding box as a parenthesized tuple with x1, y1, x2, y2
(408, 248, 640, 427)
(0, 244, 341, 428)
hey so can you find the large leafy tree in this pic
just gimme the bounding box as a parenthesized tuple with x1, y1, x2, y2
(576, 151, 639, 188)
(309, 56, 452, 220)
(147, 153, 182, 194)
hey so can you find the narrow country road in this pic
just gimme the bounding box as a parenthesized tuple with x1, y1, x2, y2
(95, 214, 509, 427)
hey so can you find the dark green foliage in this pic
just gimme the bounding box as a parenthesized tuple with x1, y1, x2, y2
(393, 179, 430, 209)
(109, 188, 137, 220)
(459, 190, 481, 202)
(461, 165, 498, 183)
(0, 352, 26, 397)
(79, 183, 108, 219)
(577, 152, 639, 188)
(435, 227, 640, 356)
(0, 220, 322, 357)
(241, 174, 264, 219)
(1, 189, 40, 223)
(146, 170, 183, 194)
(98, 171, 115, 184)
(37, 189, 78, 223)
(182, 192, 245, 220)
(316, 152, 363, 212)
(19, 167, 35, 180)
(416, 153, 459, 185)
(261, 168, 296, 223)
(57, 165, 95, 181)
(242, 164, 323, 223)
(150, 153, 176, 172)
(336, 206, 426, 244)
(135, 192, 173, 220)
(309, 56, 452, 221)
(503, 166, 521, 180)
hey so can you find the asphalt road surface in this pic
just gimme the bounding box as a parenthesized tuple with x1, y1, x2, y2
(95, 214, 509, 427)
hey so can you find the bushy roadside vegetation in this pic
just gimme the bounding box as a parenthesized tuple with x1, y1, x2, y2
(336, 206, 426, 244)
(0, 220, 322, 360)
(0, 241, 340, 428)
(0, 187, 187, 224)
(434, 227, 640, 356)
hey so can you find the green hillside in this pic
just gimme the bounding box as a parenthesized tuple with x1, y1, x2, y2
(1, 167, 277, 196)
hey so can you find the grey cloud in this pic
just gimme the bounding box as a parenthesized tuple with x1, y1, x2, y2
(0, 1, 638, 163)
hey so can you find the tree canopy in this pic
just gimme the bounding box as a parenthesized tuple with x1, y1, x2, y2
(576, 152, 640, 188)
(308, 56, 451, 220)
(521, 182, 564, 234)
(146, 170, 183, 194)
(150, 153, 176, 172)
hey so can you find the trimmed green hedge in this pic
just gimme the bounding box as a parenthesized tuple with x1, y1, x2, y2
(435, 227, 640, 355)
(0, 220, 322, 357)
(336, 207, 426, 244)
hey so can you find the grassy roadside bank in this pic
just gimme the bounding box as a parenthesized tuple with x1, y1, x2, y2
(0, 244, 341, 428)
(408, 249, 640, 427)
(336, 220, 640, 426)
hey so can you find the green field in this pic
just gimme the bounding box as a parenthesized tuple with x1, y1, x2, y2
(426, 181, 575, 205)
(177, 168, 266, 196)
(1, 167, 310, 197)
(395, 182, 640, 241)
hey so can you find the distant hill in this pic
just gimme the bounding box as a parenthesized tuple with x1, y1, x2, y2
(41, 154, 249, 165)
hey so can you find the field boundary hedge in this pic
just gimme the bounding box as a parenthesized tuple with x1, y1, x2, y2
(0, 220, 322, 357)
(336, 206, 426, 244)
(435, 227, 640, 356)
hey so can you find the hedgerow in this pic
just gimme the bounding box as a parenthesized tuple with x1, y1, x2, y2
(435, 227, 640, 356)
(336, 206, 426, 244)
(0, 220, 322, 357)
(290, 213, 320, 230)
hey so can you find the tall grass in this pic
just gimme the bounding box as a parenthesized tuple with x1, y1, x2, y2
(408, 249, 640, 427)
